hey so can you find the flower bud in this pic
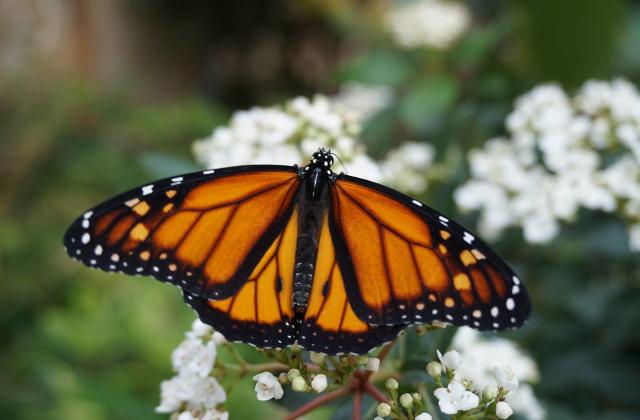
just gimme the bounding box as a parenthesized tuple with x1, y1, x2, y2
(431, 320, 449, 329)
(437, 349, 461, 371)
(278, 372, 289, 384)
(412, 392, 422, 402)
(385, 378, 399, 391)
(426, 361, 442, 378)
(415, 414, 432, 420)
(311, 374, 328, 393)
(366, 357, 380, 372)
(496, 401, 514, 419)
(400, 393, 413, 408)
(291, 376, 307, 392)
(482, 384, 498, 400)
(376, 402, 392, 417)
(310, 352, 325, 365)
(356, 355, 369, 365)
(287, 368, 301, 381)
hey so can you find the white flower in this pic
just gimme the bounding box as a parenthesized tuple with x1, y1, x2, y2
(194, 95, 437, 202)
(381, 141, 435, 194)
(386, 0, 471, 50)
(456, 78, 640, 252)
(253, 372, 284, 401)
(506, 384, 546, 420)
(496, 401, 514, 419)
(190, 376, 227, 409)
(334, 81, 394, 120)
(494, 366, 519, 391)
(451, 330, 542, 419)
(437, 349, 462, 371)
(201, 409, 229, 420)
(415, 413, 433, 420)
(156, 374, 226, 413)
(212, 331, 227, 345)
(366, 357, 381, 372)
(188, 319, 213, 339)
(171, 337, 217, 377)
(177, 411, 197, 420)
(156, 376, 189, 413)
(177, 409, 229, 420)
(434, 381, 480, 414)
(311, 374, 328, 393)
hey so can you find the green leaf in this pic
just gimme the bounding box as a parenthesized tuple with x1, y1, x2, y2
(399, 76, 459, 132)
(338, 50, 413, 86)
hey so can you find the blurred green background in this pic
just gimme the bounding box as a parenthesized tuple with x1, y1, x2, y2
(1, 1, 639, 419)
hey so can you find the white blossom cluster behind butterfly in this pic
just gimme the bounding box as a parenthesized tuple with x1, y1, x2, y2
(455, 78, 640, 251)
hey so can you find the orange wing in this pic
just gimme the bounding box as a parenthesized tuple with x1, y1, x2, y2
(298, 214, 402, 354)
(183, 208, 299, 348)
(63, 166, 300, 300)
(329, 176, 530, 331)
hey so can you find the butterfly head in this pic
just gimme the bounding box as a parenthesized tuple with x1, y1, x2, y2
(310, 148, 335, 170)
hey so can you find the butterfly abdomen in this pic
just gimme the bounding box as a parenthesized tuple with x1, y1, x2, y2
(292, 168, 330, 312)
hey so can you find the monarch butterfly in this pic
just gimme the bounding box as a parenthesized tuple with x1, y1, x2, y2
(64, 148, 530, 354)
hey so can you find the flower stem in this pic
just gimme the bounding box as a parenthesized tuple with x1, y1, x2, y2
(284, 385, 352, 420)
(353, 389, 363, 420)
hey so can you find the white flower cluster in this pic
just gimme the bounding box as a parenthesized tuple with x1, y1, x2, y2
(385, 0, 471, 50)
(453, 329, 546, 420)
(193, 94, 434, 194)
(334, 81, 394, 121)
(455, 79, 640, 250)
(156, 319, 228, 419)
(428, 348, 535, 419)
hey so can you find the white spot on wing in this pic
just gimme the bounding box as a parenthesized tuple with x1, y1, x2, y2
(463, 232, 475, 244)
(142, 185, 154, 195)
(491, 306, 499, 317)
(83, 211, 93, 219)
(171, 176, 184, 183)
(203, 169, 214, 175)
(81, 233, 90, 244)
(512, 285, 520, 295)
(82, 219, 89, 229)
(506, 298, 515, 310)
(412, 199, 422, 207)
(94, 245, 103, 255)
(513, 276, 521, 285)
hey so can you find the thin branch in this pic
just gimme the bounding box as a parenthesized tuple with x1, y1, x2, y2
(353, 389, 363, 420)
(363, 380, 389, 403)
(284, 386, 352, 420)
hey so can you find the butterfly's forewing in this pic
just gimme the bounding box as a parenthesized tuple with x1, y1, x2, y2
(63, 166, 300, 300)
(183, 208, 300, 348)
(298, 215, 402, 354)
(329, 175, 530, 331)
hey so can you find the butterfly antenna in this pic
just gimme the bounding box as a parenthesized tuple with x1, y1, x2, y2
(330, 151, 348, 174)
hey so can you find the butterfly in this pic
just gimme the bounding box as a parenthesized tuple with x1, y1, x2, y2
(64, 148, 530, 354)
